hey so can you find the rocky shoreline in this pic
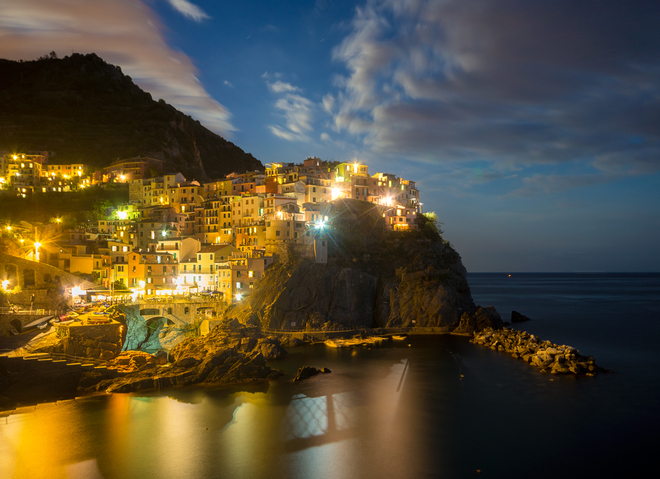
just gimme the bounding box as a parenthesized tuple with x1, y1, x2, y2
(1, 323, 607, 411)
(471, 327, 606, 375)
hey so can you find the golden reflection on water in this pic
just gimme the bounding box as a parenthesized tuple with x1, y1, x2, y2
(0, 354, 416, 479)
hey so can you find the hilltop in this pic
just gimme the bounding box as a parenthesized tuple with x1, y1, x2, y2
(0, 53, 262, 180)
(227, 199, 502, 333)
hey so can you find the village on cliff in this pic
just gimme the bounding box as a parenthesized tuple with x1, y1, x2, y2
(1, 153, 421, 304)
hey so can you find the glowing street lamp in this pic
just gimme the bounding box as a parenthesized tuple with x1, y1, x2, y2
(34, 241, 41, 261)
(2, 280, 9, 291)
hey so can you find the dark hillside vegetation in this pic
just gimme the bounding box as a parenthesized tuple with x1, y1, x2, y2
(0, 53, 262, 180)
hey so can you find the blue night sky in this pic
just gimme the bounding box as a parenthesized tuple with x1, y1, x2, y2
(1, 0, 659, 272)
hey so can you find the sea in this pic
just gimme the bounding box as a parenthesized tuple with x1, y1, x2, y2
(1, 273, 659, 479)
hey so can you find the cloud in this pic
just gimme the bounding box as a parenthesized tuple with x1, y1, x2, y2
(0, 0, 234, 135)
(321, 132, 331, 141)
(166, 0, 209, 22)
(322, 93, 335, 114)
(224, 80, 234, 88)
(268, 81, 301, 93)
(269, 93, 315, 142)
(266, 77, 315, 142)
(328, 0, 660, 174)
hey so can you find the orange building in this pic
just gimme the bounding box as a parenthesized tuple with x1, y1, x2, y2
(127, 251, 178, 296)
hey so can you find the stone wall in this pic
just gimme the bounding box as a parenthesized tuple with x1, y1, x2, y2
(53, 321, 122, 360)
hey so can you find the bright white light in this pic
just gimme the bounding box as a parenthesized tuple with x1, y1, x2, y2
(139, 280, 146, 288)
(331, 188, 340, 200)
(235, 293, 242, 301)
(117, 210, 128, 220)
(1, 280, 9, 291)
(71, 286, 85, 296)
(315, 220, 326, 230)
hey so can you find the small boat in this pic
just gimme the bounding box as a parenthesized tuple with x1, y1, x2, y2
(392, 335, 407, 341)
(23, 315, 54, 329)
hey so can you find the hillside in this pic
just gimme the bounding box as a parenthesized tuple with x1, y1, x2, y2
(228, 200, 503, 333)
(0, 53, 262, 180)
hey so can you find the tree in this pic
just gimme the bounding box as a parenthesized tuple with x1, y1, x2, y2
(417, 212, 444, 240)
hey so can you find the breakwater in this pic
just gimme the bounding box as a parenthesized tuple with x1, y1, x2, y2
(471, 327, 604, 375)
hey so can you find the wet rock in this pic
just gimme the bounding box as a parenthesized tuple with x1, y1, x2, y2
(511, 311, 531, 323)
(471, 327, 604, 376)
(88, 325, 288, 394)
(293, 366, 329, 382)
(173, 357, 201, 368)
(254, 337, 287, 360)
(279, 336, 305, 348)
(453, 306, 504, 335)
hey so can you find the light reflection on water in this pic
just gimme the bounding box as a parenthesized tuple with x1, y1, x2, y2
(2, 273, 659, 479)
(0, 346, 420, 479)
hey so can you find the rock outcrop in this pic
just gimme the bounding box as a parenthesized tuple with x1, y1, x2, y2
(226, 201, 494, 334)
(293, 366, 331, 382)
(471, 328, 605, 375)
(88, 325, 285, 394)
(453, 307, 504, 335)
(511, 311, 531, 323)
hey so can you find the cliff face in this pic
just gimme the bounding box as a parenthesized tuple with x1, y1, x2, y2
(0, 53, 262, 180)
(229, 200, 500, 333)
(239, 243, 476, 332)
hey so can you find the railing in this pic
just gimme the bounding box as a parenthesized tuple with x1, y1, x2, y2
(0, 308, 59, 315)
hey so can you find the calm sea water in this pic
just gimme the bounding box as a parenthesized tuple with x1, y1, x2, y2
(1, 273, 659, 479)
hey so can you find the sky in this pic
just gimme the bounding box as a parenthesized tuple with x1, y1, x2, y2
(1, 0, 659, 272)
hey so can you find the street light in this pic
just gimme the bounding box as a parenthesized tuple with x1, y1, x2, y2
(34, 241, 41, 261)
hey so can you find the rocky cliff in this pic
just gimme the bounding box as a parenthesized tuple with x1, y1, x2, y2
(0, 53, 262, 180)
(89, 325, 286, 394)
(229, 200, 502, 334)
